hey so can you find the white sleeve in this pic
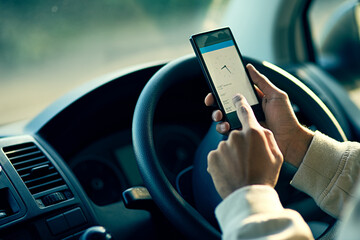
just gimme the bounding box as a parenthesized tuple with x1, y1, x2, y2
(336, 179, 360, 239)
(215, 185, 314, 240)
(291, 131, 360, 218)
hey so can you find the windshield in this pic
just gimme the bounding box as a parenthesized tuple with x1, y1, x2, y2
(0, 0, 229, 125)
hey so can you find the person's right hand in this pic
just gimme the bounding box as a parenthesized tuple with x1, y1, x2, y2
(204, 64, 314, 167)
(207, 94, 283, 199)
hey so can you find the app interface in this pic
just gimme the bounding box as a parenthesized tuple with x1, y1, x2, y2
(199, 37, 258, 114)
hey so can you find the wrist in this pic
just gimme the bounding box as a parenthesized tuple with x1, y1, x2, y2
(284, 125, 314, 168)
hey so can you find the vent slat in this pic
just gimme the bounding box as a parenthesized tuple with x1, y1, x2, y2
(2, 142, 68, 196)
(12, 156, 47, 168)
(3, 142, 35, 153)
(20, 166, 56, 180)
(9, 151, 44, 163)
(25, 172, 60, 185)
(28, 179, 66, 194)
(28, 178, 64, 190)
(4, 145, 38, 156)
(15, 162, 51, 174)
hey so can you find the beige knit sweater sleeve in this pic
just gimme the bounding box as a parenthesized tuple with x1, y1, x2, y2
(291, 131, 360, 218)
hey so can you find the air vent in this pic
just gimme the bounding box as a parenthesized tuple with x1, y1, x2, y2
(2, 142, 72, 206)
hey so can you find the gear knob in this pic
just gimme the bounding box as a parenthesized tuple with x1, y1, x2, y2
(80, 226, 112, 240)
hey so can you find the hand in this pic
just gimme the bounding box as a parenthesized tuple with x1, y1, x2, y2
(204, 64, 314, 167)
(207, 95, 283, 199)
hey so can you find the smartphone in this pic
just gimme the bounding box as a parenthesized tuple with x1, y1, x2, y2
(190, 27, 264, 129)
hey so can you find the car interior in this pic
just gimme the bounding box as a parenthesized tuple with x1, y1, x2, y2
(0, 0, 359, 239)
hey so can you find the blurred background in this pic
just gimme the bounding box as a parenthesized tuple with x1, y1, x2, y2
(0, 0, 229, 125)
(309, 0, 360, 106)
(0, 0, 359, 126)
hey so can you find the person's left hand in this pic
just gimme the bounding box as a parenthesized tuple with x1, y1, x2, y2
(207, 94, 283, 199)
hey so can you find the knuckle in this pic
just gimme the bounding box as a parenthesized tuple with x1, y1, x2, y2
(264, 128, 274, 137)
(206, 164, 213, 174)
(207, 151, 216, 169)
(207, 150, 222, 174)
(239, 104, 250, 115)
(278, 90, 288, 99)
(206, 163, 212, 173)
(276, 152, 284, 163)
(272, 149, 283, 162)
(259, 73, 267, 79)
(246, 127, 262, 137)
(234, 97, 249, 112)
(229, 130, 240, 138)
(218, 141, 227, 151)
(228, 130, 241, 141)
(207, 150, 216, 161)
(245, 127, 266, 142)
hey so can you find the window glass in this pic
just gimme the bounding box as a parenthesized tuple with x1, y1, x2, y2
(0, 0, 229, 125)
(309, 0, 360, 108)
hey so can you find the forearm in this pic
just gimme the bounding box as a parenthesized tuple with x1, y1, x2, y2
(215, 185, 313, 240)
(291, 131, 360, 218)
(284, 125, 314, 168)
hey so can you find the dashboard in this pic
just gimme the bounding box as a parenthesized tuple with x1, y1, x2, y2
(0, 135, 95, 240)
(0, 61, 211, 240)
(0, 54, 357, 240)
(69, 122, 204, 205)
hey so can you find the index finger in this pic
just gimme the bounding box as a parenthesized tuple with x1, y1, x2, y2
(232, 94, 260, 130)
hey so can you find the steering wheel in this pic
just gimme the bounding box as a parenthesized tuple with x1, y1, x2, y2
(132, 55, 347, 239)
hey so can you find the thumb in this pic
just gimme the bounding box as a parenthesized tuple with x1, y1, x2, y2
(247, 64, 279, 95)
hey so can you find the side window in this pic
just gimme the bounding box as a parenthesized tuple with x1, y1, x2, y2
(308, 0, 360, 106)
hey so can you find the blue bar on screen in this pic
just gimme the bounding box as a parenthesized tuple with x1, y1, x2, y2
(200, 40, 234, 54)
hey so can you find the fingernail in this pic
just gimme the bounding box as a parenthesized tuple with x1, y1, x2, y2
(212, 111, 218, 121)
(232, 94, 242, 106)
(220, 124, 226, 132)
(240, 106, 247, 113)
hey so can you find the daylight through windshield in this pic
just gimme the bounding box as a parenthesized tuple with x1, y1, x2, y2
(0, 0, 229, 125)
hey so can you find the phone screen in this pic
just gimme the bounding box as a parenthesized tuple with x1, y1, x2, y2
(191, 28, 263, 128)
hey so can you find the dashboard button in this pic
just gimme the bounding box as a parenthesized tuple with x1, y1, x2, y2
(47, 214, 69, 235)
(64, 208, 87, 228)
